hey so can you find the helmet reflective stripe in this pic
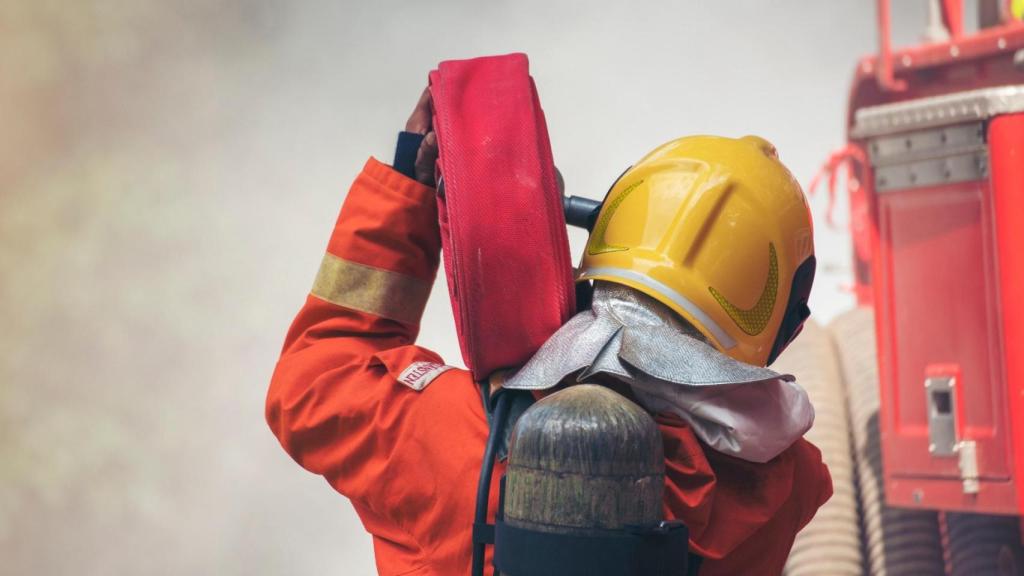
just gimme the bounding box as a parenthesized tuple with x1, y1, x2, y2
(582, 266, 737, 350)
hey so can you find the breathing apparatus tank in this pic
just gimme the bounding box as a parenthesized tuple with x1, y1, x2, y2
(474, 385, 692, 576)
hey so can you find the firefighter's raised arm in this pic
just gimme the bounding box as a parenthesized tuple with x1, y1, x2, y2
(264, 87, 500, 574)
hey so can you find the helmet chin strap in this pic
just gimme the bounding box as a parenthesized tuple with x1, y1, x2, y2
(767, 255, 816, 366)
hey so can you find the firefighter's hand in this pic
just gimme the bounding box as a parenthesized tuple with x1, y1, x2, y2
(406, 87, 438, 186)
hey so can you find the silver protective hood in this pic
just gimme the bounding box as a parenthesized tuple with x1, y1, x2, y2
(503, 282, 814, 463)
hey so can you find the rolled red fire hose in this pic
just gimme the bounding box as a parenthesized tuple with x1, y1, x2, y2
(429, 53, 575, 380)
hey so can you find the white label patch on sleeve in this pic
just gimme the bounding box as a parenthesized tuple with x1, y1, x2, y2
(398, 361, 454, 391)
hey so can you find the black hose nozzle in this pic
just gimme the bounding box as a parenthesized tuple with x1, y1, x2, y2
(563, 195, 602, 232)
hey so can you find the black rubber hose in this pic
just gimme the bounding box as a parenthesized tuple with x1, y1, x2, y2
(472, 391, 513, 576)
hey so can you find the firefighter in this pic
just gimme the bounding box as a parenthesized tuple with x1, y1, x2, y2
(505, 134, 819, 465)
(266, 87, 832, 575)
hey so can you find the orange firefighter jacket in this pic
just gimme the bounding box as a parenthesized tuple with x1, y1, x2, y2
(266, 158, 833, 576)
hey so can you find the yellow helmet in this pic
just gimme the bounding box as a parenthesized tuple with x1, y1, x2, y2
(578, 135, 815, 367)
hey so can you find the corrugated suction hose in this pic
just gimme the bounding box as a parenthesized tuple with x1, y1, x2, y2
(778, 320, 862, 576)
(830, 308, 945, 576)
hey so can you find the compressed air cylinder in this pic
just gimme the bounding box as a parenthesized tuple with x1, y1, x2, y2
(503, 384, 664, 535)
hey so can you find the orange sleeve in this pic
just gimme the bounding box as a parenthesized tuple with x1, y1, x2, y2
(265, 158, 490, 574)
(657, 415, 833, 576)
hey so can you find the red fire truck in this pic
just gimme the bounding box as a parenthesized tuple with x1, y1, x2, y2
(809, 1, 1024, 574)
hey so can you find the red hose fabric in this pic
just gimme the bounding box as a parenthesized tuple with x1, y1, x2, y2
(429, 53, 575, 380)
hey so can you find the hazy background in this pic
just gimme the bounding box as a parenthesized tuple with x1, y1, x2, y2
(1, 1, 940, 574)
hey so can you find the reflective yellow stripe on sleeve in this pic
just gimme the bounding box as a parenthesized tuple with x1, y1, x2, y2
(311, 253, 432, 325)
